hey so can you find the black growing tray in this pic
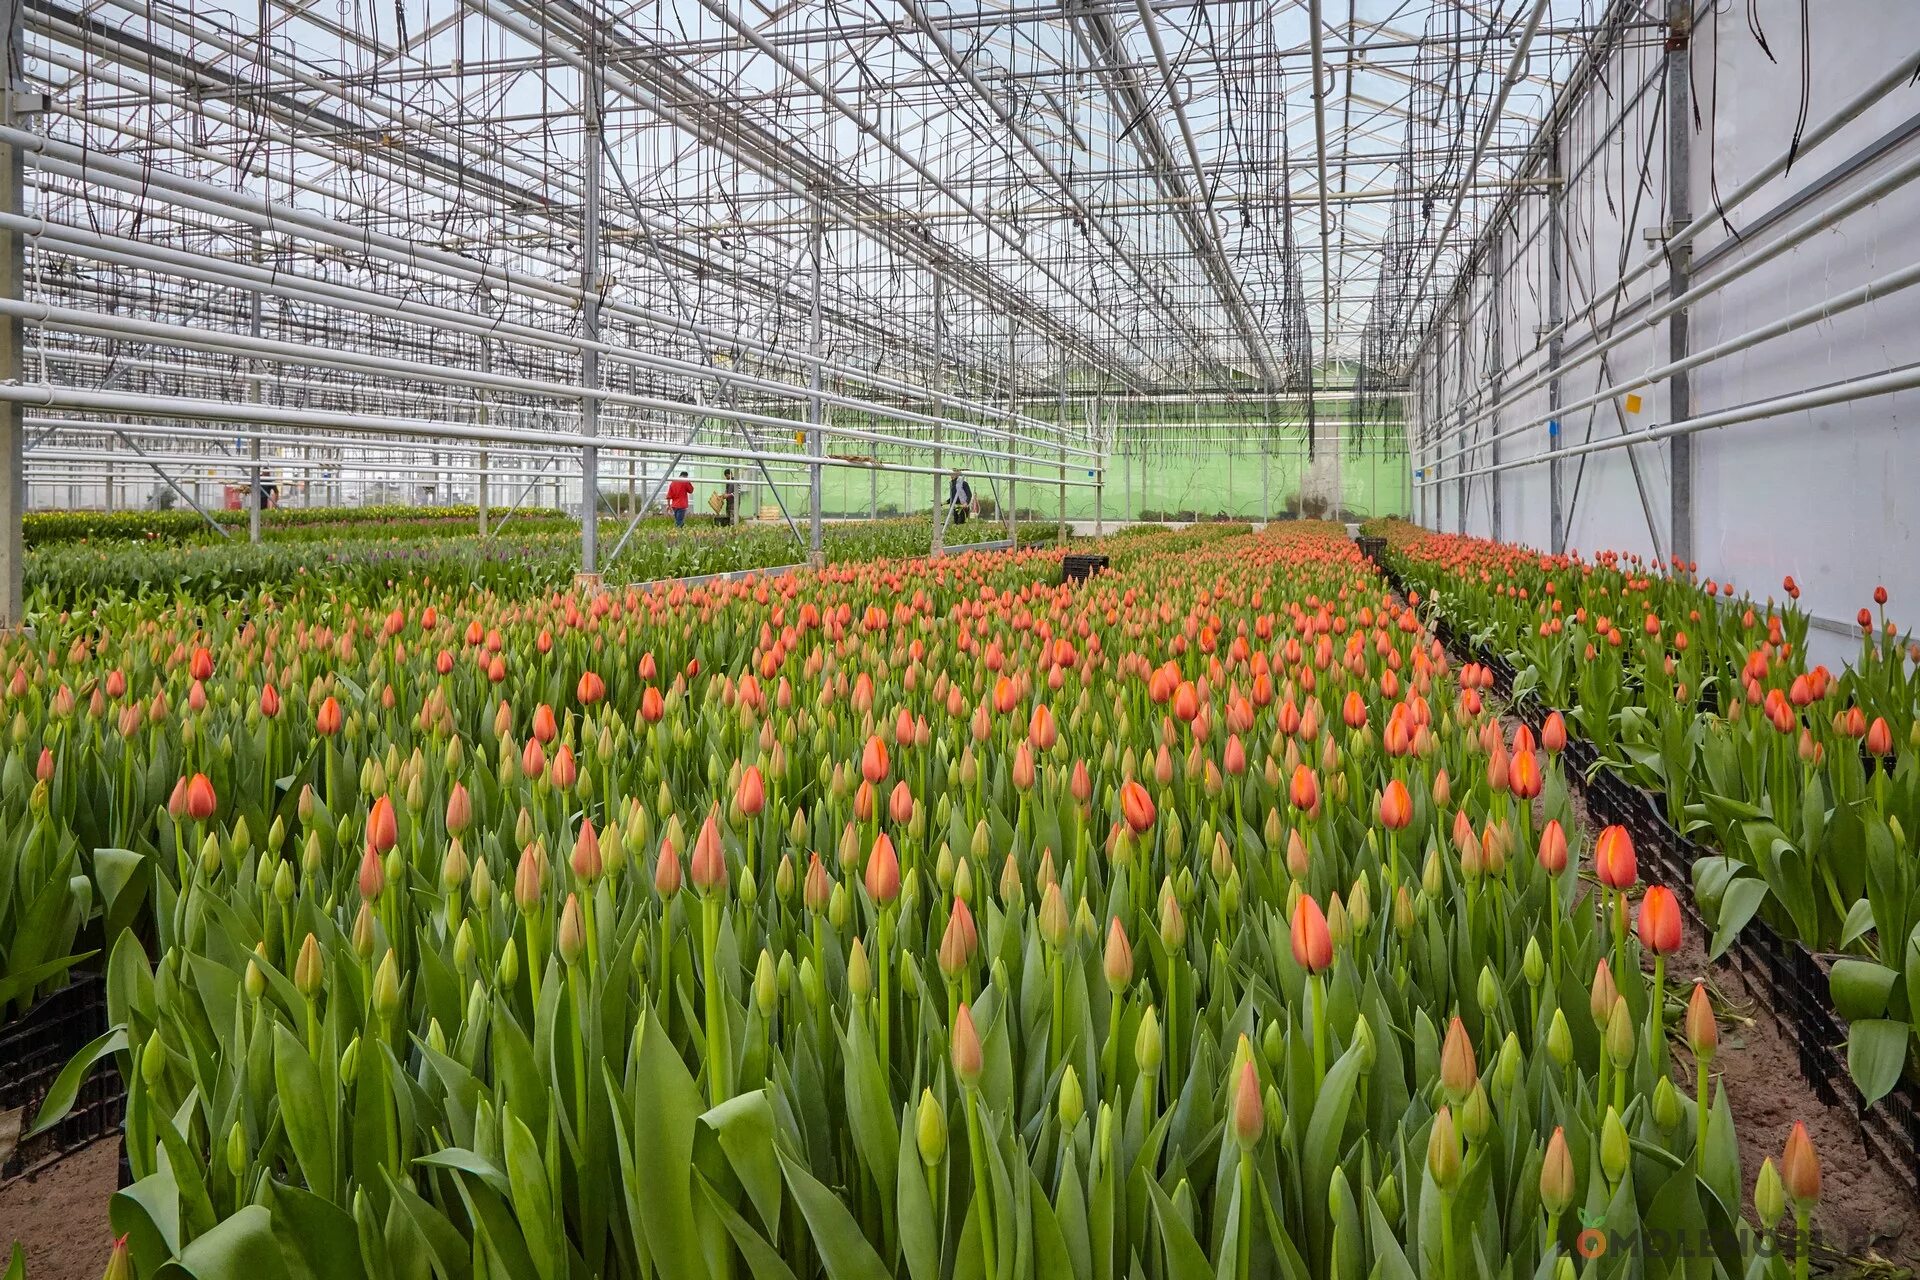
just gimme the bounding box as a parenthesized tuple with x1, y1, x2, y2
(1387, 560, 1920, 1200)
(0, 971, 126, 1180)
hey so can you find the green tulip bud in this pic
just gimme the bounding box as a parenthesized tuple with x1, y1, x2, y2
(1604, 996, 1634, 1071)
(1134, 1006, 1163, 1075)
(1476, 965, 1499, 1017)
(1754, 1157, 1785, 1230)
(200, 831, 224, 878)
(916, 1089, 947, 1166)
(453, 919, 475, 974)
(496, 937, 519, 987)
(426, 1018, 448, 1057)
(829, 882, 850, 931)
(244, 950, 268, 1002)
(1653, 1076, 1682, 1131)
(340, 1035, 360, 1085)
(1493, 1032, 1522, 1095)
(754, 950, 778, 1017)
(1375, 1173, 1399, 1222)
(141, 1033, 168, 1088)
(1546, 1008, 1573, 1068)
(1600, 1106, 1631, 1184)
(373, 952, 403, 1020)
(1263, 1084, 1285, 1136)
(226, 1119, 249, 1179)
(1352, 1014, 1377, 1074)
(847, 938, 873, 1000)
(1058, 1065, 1086, 1131)
(1522, 938, 1545, 987)
(267, 815, 287, 854)
(1460, 1080, 1492, 1144)
(799, 956, 824, 1008)
(1426, 1106, 1462, 1191)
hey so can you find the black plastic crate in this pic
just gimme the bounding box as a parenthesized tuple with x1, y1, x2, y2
(1062, 554, 1109, 584)
(0, 972, 126, 1181)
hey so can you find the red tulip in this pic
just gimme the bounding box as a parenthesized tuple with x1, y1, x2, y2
(446, 782, 472, 836)
(1171, 681, 1200, 723)
(576, 670, 606, 704)
(532, 704, 558, 744)
(654, 837, 683, 898)
(1029, 702, 1058, 750)
(1866, 717, 1894, 757)
(358, 846, 385, 900)
(1231, 1058, 1264, 1147)
(952, 1002, 983, 1086)
(259, 683, 280, 718)
(316, 695, 343, 737)
(189, 646, 214, 681)
(1541, 711, 1567, 752)
(1120, 779, 1155, 833)
(1103, 916, 1133, 992)
(571, 818, 603, 881)
(640, 686, 665, 723)
(549, 744, 578, 790)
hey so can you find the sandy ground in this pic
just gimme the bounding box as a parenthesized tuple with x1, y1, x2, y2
(1, 1138, 117, 1280)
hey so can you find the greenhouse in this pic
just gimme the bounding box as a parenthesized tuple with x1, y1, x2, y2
(2, 0, 1918, 1276)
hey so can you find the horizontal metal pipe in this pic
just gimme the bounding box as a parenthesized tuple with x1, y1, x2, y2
(0, 385, 1104, 488)
(1415, 140, 1920, 462)
(1416, 359, 1920, 483)
(1428, 255, 1920, 470)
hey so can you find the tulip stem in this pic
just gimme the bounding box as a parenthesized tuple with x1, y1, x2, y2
(876, 906, 894, 1087)
(1695, 1067, 1711, 1163)
(1439, 1188, 1456, 1280)
(1794, 1204, 1811, 1280)
(702, 893, 732, 1104)
(962, 1087, 998, 1280)
(1236, 1150, 1254, 1280)
(1309, 973, 1327, 1090)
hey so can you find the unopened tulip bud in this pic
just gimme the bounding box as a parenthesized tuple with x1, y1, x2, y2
(1230, 1059, 1263, 1150)
(1460, 1080, 1492, 1143)
(1103, 917, 1133, 993)
(1540, 1127, 1575, 1214)
(1493, 1032, 1522, 1094)
(1523, 938, 1545, 988)
(1590, 960, 1618, 1030)
(339, 1035, 360, 1086)
(1686, 982, 1717, 1061)
(916, 1090, 947, 1166)
(1427, 1106, 1462, 1191)
(1781, 1122, 1820, 1206)
(952, 1003, 984, 1087)
(1057, 1064, 1086, 1131)
(497, 938, 519, 987)
(1653, 1076, 1682, 1130)
(1135, 1006, 1163, 1075)
(374, 952, 402, 1019)
(1600, 1107, 1631, 1183)
(848, 937, 872, 1000)
(1476, 965, 1499, 1016)
(1440, 1016, 1477, 1104)
(1755, 1157, 1785, 1229)
(294, 933, 324, 997)
(1605, 996, 1634, 1070)
(226, 1118, 249, 1180)
(244, 951, 267, 1002)
(1353, 1014, 1377, 1073)
(754, 950, 777, 1017)
(453, 920, 475, 973)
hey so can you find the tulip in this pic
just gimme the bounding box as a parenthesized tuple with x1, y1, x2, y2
(103, 1235, 133, 1280)
(1230, 1058, 1263, 1149)
(1593, 824, 1635, 889)
(1119, 778, 1155, 833)
(1781, 1122, 1820, 1280)
(1428, 1106, 1462, 1278)
(184, 772, 217, 822)
(1377, 778, 1412, 830)
(367, 795, 398, 855)
(1439, 1016, 1476, 1105)
(1288, 763, 1319, 813)
(1540, 710, 1566, 752)
(951, 1002, 983, 1086)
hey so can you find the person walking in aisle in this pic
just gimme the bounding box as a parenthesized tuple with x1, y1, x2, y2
(667, 470, 693, 527)
(947, 468, 973, 526)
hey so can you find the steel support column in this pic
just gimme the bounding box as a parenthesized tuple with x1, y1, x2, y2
(578, 57, 603, 578)
(0, 29, 24, 627)
(247, 231, 263, 543)
(807, 207, 824, 566)
(1547, 129, 1567, 555)
(1664, 0, 1694, 567)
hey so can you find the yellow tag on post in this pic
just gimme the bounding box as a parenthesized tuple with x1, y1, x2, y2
(1624, 393, 1643, 414)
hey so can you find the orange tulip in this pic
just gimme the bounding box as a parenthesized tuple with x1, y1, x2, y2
(1171, 681, 1200, 723)
(1290, 894, 1332, 973)
(549, 744, 578, 790)
(189, 646, 214, 681)
(571, 818, 602, 881)
(1866, 716, 1894, 757)
(1636, 885, 1682, 954)
(640, 686, 665, 723)
(691, 810, 727, 892)
(1440, 1015, 1477, 1103)
(952, 1002, 984, 1085)
(1780, 1122, 1820, 1205)
(864, 833, 900, 904)
(1593, 824, 1636, 889)
(1377, 778, 1412, 830)
(316, 695, 343, 737)
(259, 683, 280, 718)
(1103, 917, 1133, 992)
(1509, 748, 1542, 800)
(446, 782, 472, 836)
(1230, 1058, 1264, 1148)
(367, 795, 398, 854)
(1686, 981, 1717, 1059)
(1288, 764, 1319, 813)
(1541, 710, 1567, 752)
(1537, 819, 1568, 874)
(531, 703, 558, 744)
(653, 837, 683, 898)
(358, 845, 386, 901)
(738, 765, 766, 817)
(861, 734, 889, 785)
(1120, 779, 1155, 833)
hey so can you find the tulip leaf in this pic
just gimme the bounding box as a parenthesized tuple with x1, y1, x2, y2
(1846, 1019, 1910, 1107)
(703, 1088, 786, 1240)
(25, 1024, 125, 1138)
(502, 1107, 559, 1280)
(1706, 878, 1768, 960)
(626, 1008, 710, 1280)
(1143, 1177, 1214, 1280)
(836, 1009, 899, 1237)
(1830, 959, 1899, 1021)
(3, 1243, 22, 1280)
(774, 1144, 892, 1280)
(153, 1206, 291, 1280)
(381, 1172, 472, 1280)
(414, 1148, 509, 1198)
(273, 1024, 337, 1203)
(1303, 1042, 1367, 1256)
(695, 1171, 799, 1280)
(894, 1101, 941, 1280)
(1363, 1188, 1418, 1280)
(111, 1171, 184, 1273)
(1840, 898, 1879, 950)
(262, 1179, 364, 1280)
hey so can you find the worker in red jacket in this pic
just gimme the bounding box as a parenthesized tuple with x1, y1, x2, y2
(666, 470, 694, 527)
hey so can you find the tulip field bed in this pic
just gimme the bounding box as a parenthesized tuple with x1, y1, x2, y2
(0, 519, 1879, 1279)
(1370, 520, 1920, 1198)
(21, 516, 1044, 610)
